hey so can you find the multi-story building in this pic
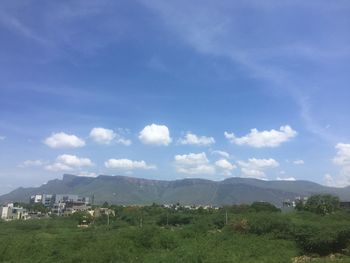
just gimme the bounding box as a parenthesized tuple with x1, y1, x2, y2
(0, 203, 27, 221)
(30, 194, 55, 207)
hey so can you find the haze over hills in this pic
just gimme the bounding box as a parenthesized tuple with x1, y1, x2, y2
(1, 174, 349, 207)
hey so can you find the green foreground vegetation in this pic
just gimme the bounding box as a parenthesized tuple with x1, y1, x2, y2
(1, 200, 350, 262)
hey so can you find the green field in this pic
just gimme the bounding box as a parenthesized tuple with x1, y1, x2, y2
(1, 204, 350, 262)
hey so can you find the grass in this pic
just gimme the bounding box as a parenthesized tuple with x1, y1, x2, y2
(0, 206, 350, 262)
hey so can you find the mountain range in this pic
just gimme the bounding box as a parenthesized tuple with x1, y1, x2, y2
(1, 174, 349, 207)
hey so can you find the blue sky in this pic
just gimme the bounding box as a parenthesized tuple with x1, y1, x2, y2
(1, 0, 350, 194)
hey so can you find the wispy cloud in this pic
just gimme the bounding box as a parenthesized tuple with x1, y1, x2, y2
(142, 0, 349, 143)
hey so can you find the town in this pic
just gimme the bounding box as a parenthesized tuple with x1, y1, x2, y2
(2, 192, 350, 222)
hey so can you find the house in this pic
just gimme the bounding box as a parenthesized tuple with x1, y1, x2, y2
(30, 194, 55, 207)
(340, 201, 350, 210)
(0, 203, 28, 221)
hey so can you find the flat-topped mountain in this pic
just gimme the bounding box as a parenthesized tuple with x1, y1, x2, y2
(1, 174, 349, 206)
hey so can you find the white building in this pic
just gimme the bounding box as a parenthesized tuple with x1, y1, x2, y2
(0, 203, 28, 221)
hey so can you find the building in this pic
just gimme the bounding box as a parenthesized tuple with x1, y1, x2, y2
(54, 194, 89, 205)
(29, 194, 90, 215)
(50, 194, 91, 215)
(0, 203, 28, 221)
(30, 194, 55, 207)
(340, 201, 350, 210)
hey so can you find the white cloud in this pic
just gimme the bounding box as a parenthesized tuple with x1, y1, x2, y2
(238, 158, 279, 169)
(211, 150, 230, 159)
(174, 152, 209, 166)
(0, 136, 5, 141)
(241, 168, 266, 178)
(293, 159, 304, 165)
(276, 176, 296, 181)
(179, 132, 215, 146)
(333, 143, 350, 167)
(19, 160, 44, 167)
(324, 174, 336, 187)
(225, 125, 297, 148)
(328, 143, 350, 186)
(44, 132, 85, 149)
(45, 163, 73, 172)
(45, 154, 93, 172)
(56, 154, 93, 167)
(215, 159, 236, 170)
(89, 127, 131, 145)
(237, 158, 279, 179)
(105, 159, 156, 170)
(139, 124, 172, 146)
(116, 137, 132, 146)
(174, 152, 215, 175)
(89, 127, 116, 144)
(77, 172, 98, 177)
(215, 159, 236, 176)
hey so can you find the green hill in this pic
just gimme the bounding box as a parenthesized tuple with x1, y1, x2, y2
(0, 174, 349, 206)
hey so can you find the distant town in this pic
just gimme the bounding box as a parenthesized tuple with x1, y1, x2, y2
(2, 193, 350, 222)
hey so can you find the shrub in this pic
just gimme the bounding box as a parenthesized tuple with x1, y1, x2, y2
(293, 224, 350, 256)
(233, 219, 249, 233)
(297, 194, 340, 215)
(250, 202, 281, 213)
(247, 213, 293, 239)
(157, 214, 193, 226)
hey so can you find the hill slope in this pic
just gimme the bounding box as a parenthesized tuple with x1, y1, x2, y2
(0, 174, 349, 206)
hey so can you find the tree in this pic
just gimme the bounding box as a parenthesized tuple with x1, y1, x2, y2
(300, 194, 340, 215)
(250, 202, 280, 213)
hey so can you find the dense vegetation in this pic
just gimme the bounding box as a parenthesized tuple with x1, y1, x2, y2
(1, 200, 350, 262)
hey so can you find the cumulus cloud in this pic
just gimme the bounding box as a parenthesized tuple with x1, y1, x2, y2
(45, 163, 73, 172)
(44, 132, 85, 149)
(327, 143, 350, 187)
(56, 154, 93, 167)
(45, 154, 93, 172)
(225, 125, 297, 148)
(174, 152, 215, 175)
(89, 127, 131, 145)
(241, 168, 265, 178)
(105, 159, 156, 170)
(89, 127, 116, 144)
(293, 159, 304, 165)
(139, 124, 172, 146)
(333, 143, 350, 167)
(19, 160, 44, 167)
(179, 132, 215, 146)
(116, 137, 132, 146)
(215, 159, 236, 176)
(324, 174, 341, 187)
(77, 172, 98, 177)
(276, 176, 296, 181)
(211, 150, 230, 159)
(215, 159, 236, 170)
(237, 158, 279, 179)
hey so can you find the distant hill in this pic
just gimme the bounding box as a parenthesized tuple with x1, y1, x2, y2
(1, 174, 349, 206)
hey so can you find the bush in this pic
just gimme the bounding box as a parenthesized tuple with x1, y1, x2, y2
(293, 224, 350, 256)
(247, 213, 293, 239)
(157, 214, 193, 226)
(297, 194, 340, 215)
(250, 202, 281, 213)
(233, 219, 249, 234)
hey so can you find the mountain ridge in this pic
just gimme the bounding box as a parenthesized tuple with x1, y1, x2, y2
(1, 174, 349, 206)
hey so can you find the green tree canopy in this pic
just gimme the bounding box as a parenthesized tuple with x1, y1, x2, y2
(299, 194, 340, 215)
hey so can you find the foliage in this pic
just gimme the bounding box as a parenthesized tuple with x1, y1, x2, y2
(296, 194, 340, 215)
(71, 211, 93, 225)
(0, 202, 350, 262)
(250, 201, 281, 213)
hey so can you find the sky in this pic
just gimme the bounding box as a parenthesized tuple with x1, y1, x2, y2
(1, 0, 350, 195)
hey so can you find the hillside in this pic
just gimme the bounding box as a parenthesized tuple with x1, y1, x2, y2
(0, 174, 349, 206)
